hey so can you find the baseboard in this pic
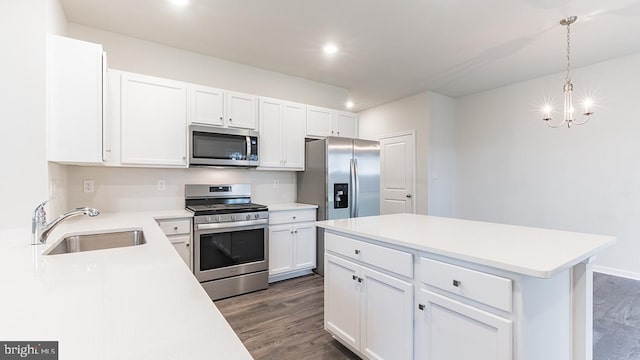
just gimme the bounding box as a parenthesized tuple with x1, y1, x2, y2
(593, 265, 640, 281)
(268, 268, 314, 283)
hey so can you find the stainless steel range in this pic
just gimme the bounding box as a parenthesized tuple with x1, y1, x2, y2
(186, 184, 268, 300)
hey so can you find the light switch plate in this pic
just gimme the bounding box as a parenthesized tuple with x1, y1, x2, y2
(83, 180, 95, 193)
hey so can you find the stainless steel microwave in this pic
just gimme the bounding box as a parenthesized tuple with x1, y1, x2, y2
(189, 125, 259, 167)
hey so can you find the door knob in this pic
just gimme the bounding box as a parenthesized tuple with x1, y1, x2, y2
(406, 194, 412, 198)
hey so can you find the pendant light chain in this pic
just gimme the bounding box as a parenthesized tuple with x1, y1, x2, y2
(565, 20, 571, 84)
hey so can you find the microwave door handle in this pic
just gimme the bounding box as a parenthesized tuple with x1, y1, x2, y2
(246, 136, 251, 160)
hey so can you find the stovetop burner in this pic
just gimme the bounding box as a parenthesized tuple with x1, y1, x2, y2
(187, 202, 268, 215)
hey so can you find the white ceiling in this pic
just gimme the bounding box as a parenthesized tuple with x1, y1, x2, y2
(59, 0, 640, 111)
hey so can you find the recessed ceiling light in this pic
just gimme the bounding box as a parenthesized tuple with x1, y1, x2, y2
(346, 101, 354, 109)
(169, 0, 189, 7)
(323, 43, 338, 55)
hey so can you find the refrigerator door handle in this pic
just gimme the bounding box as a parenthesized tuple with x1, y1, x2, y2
(354, 158, 360, 217)
(350, 159, 356, 218)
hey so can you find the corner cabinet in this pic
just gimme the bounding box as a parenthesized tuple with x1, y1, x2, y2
(156, 218, 193, 271)
(324, 232, 414, 360)
(187, 84, 257, 130)
(120, 73, 187, 167)
(258, 97, 306, 170)
(268, 207, 316, 282)
(47, 35, 105, 164)
(306, 106, 358, 139)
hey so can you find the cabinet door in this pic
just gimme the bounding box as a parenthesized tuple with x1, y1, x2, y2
(325, 254, 361, 350)
(187, 84, 224, 126)
(258, 98, 284, 168)
(293, 222, 316, 270)
(306, 106, 333, 137)
(48, 35, 104, 164)
(269, 225, 294, 276)
(335, 111, 358, 138)
(169, 235, 192, 270)
(360, 266, 414, 360)
(416, 288, 512, 360)
(121, 73, 187, 166)
(283, 102, 306, 169)
(225, 91, 256, 129)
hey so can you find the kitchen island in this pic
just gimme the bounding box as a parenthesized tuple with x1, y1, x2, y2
(316, 213, 615, 360)
(0, 211, 252, 360)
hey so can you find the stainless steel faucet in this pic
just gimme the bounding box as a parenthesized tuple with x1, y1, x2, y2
(31, 201, 100, 245)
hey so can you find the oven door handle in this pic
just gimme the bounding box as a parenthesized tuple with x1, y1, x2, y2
(196, 219, 268, 231)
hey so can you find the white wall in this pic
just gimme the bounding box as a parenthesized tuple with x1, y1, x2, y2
(67, 24, 349, 109)
(359, 91, 455, 215)
(427, 92, 456, 216)
(455, 53, 640, 278)
(67, 166, 295, 212)
(0, 1, 48, 229)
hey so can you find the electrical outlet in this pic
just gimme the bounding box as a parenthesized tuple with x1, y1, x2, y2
(157, 180, 166, 191)
(83, 180, 95, 193)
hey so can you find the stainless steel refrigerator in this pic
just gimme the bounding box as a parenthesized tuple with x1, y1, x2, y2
(297, 137, 380, 275)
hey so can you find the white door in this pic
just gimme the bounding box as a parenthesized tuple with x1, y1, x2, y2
(325, 254, 361, 350)
(187, 84, 224, 126)
(380, 132, 415, 214)
(120, 73, 187, 166)
(225, 91, 256, 129)
(416, 289, 513, 360)
(335, 111, 358, 138)
(258, 98, 284, 168)
(360, 266, 414, 360)
(293, 223, 316, 270)
(282, 102, 306, 169)
(268, 225, 294, 276)
(306, 106, 333, 137)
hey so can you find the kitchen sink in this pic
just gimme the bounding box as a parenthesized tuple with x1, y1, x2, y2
(45, 229, 146, 255)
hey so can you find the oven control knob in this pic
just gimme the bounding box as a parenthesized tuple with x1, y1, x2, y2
(206, 216, 211, 223)
(254, 213, 259, 219)
(216, 216, 221, 222)
(246, 214, 251, 220)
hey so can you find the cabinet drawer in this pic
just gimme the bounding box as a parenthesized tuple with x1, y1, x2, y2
(269, 209, 316, 225)
(420, 257, 512, 313)
(158, 219, 191, 236)
(325, 232, 413, 278)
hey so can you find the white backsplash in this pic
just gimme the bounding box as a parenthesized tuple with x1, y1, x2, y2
(66, 165, 297, 213)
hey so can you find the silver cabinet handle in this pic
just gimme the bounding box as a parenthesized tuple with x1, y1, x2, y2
(293, 216, 296, 219)
(229, 118, 233, 122)
(294, 230, 298, 234)
(354, 249, 360, 255)
(186, 243, 190, 247)
(418, 304, 425, 311)
(173, 226, 178, 230)
(357, 277, 363, 283)
(219, 116, 223, 120)
(406, 194, 412, 198)
(352, 275, 357, 281)
(453, 280, 461, 287)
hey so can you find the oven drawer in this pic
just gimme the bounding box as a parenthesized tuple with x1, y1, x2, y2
(269, 209, 316, 225)
(158, 219, 191, 236)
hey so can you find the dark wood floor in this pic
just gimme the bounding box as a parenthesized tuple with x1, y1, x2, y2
(215, 274, 360, 360)
(216, 272, 640, 360)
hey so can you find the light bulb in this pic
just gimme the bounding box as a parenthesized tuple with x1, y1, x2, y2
(346, 101, 354, 109)
(323, 43, 338, 55)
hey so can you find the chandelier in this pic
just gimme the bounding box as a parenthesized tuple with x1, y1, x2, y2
(542, 16, 594, 128)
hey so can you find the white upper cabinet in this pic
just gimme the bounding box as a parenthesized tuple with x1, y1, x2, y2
(187, 84, 224, 127)
(47, 35, 105, 164)
(306, 105, 358, 138)
(225, 91, 257, 129)
(120, 72, 187, 167)
(258, 97, 306, 171)
(187, 86, 257, 130)
(306, 106, 333, 137)
(334, 111, 358, 138)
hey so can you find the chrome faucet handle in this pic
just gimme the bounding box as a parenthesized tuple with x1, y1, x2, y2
(32, 200, 48, 245)
(32, 201, 48, 223)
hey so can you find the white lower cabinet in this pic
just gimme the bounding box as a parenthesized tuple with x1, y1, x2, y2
(325, 253, 413, 360)
(416, 288, 512, 360)
(268, 207, 317, 282)
(156, 218, 192, 270)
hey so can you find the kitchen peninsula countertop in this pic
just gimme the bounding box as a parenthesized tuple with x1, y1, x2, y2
(316, 213, 616, 278)
(0, 210, 252, 360)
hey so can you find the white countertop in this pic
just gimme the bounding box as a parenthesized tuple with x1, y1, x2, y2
(267, 203, 318, 211)
(316, 214, 616, 278)
(0, 210, 252, 360)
